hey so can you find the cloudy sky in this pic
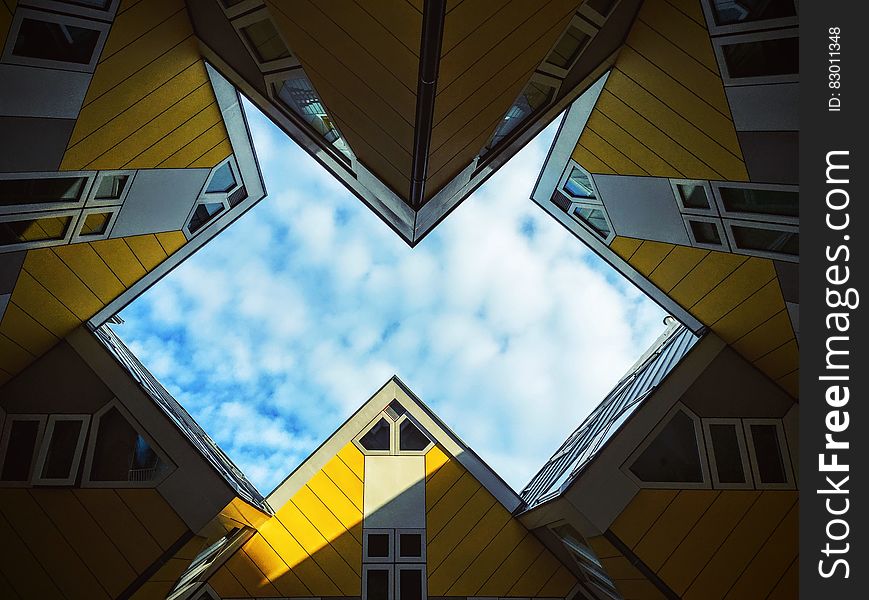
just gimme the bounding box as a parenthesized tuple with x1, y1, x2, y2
(116, 101, 667, 494)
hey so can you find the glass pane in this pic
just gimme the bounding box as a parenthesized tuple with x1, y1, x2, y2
(241, 19, 291, 62)
(548, 25, 590, 69)
(488, 81, 554, 149)
(274, 77, 353, 159)
(91, 407, 166, 482)
(710, 0, 796, 26)
(188, 202, 225, 234)
(399, 533, 422, 558)
(360, 418, 391, 451)
(572, 205, 610, 239)
(399, 569, 423, 600)
(723, 37, 798, 79)
(206, 163, 237, 194)
(563, 167, 595, 199)
(689, 220, 721, 245)
(80, 212, 111, 236)
(367, 532, 390, 557)
(0, 215, 73, 246)
(366, 568, 390, 600)
(386, 399, 407, 420)
(95, 175, 129, 200)
(41, 420, 83, 480)
(630, 410, 703, 483)
(399, 420, 429, 452)
(1, 420, 40, 481)
(709, 424, 745, 484)
(720, 187, 798, 217)
(13, 19, 101, 64)
(750, 424, 787, 483)
(0, 176, 86, 206)
(732, 225, 798, 256)
(677, 184, 709, 209)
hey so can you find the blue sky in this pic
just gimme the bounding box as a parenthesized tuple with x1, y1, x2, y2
(116, 101, 667, 494)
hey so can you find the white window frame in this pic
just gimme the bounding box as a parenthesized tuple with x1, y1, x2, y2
(24, 0, 121, 22)
(742, 419, 795, 490)
(670, 179, 717, 217)
(556, 161, 616, 244)
(722, 218, 798, 262)
(201, 157, 243, 198)
(711, 181, 798, 226)
(712, 28, 799, 86)
(702, 418, 753, 490)
(394, 414, 433, 456)
(559, 161, 602, 204)
(0, 208, 82, 254)
(32, 414, 91, 486)
(217, 0, 265, 20)
(578, 0, 621, 28)
(81, 399, 174, 488)
(363, 529, 395, 563)
(0, 415, 47, 487)
(700, 0, 799, 36)
(1, 7, 111, 73)
(0, 171, 95, 216)
(539, 14, 600, 79)
(362, 564, 395, 600)
(623, 403, 711, 490)
(682, 214, 730, 252)
(70, 206, 120, 243)
(395, 564, 427, 600)
(354, 415, 395, 456)
(232, 8, 299, 73)
(85, 170, 136, 208)
(184, 157, 244, 239)
(395, 528, 426, 563)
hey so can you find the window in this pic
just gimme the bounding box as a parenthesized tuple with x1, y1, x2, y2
(273, 75, 353, 160)
(169, 529, 246, 599)
(240, 19, 291, 63)
(703, 419, 752, 489)
(676, 183, 711, 210)
(571, 204, 611, 239)
(552, 524, 618, 595)
(399, 420, 429, 452)
(79, 211, 111, 236)
(187, 203, 225, 235)
(563, 166, 596, 200)
(547, 23, 591, 70)
(718, 34, 798, 81)
(364, 565, 394, 600)
(627, 407, 708, 487)
(85, 404, 170, 485)
(717, 186, 798, 218)
(744, 420, 794, 488)
(33, 415, 90, 486)
(485, 79, 556, 152)
(728, 221, 798, 257)
(205, 162, 237, 194)
(354, 403, 433, 455)
(708, 0, 797, 27)
(364, 529, 425, 600)
(683, 215, 728, 250)
(0, 176, 87, 208)
(0, 417, 46, 483)
(365, 530, 393, 561)
(586, 0, 618, 18)
(396, 565, 425, 600)
(94, 174, 129, 201)
(0, 213, 75, 248)
(398, 532, 422, 560)
(360, 418, 392, 452)
(12, 18, 100, 64)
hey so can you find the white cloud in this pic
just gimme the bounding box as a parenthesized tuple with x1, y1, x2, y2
(118, 100, 668, 495)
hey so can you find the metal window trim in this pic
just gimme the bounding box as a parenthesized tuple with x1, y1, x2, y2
(0, 207, 82, 253)
(353, 413, 394, 456)
(539, 13, 601, 79)
(670, 178, 718, 217)
(569, 200, 615, 244)
(712, 27, 800, 86)
(710, 180, 799, 225)
(231, 8, 300, 73)
(32, 413, 91, 486)
(395, 528, 427, 563)
(701, 417, 754, 490)
(70, 205, 120, 243)
(201, 156, 243, 198)
(682, 213, 731, 252)
(0, 414, 48, 487)
(742, 418, 796, 490)
(362, 563, 395, 600)
(85, 169, 137, 208)
(722, 217, 798, 262)
(699, 0, 799, 37)
(394, 413, 434, 456)
(558, 160, 603, 204)
(0, 170, 95, 216)
(25, 0, 122, 21)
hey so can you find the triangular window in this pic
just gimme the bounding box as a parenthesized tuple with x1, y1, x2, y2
(399, 419, 430, 452)
(630, 409, 704, 484)
(359, 418, 391, 452)
(89, 406, 169, 483)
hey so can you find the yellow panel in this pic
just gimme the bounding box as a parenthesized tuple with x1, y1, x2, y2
(31, 489, 138, 598)
(691, 257, 775, 323)
(610, 489, 678, 549)
(158, 119, 229, 168)
(776, 370, 798, 397)
(636, 0, 718, 72)
(257, 516, 341, 595)
(0, 509, 63, 599)
(337, 442, 365, 481)
(100, 0, 185, 59)
(666, 0, 707, 24)
(610, 236, 643, 261)
(732, 310, 794, 362)
(629, 241, 675, 277)
(507, 544, 562, 596)
(188, 138, 234, 168)
(128, 104, 225, 169)
(585, 111, 680, 178)
(427, 471, 481, 540)
(155, 230, 188, 255)
(571, 142, 616, 175)
(449, 516, 528, 595)
(712, 279, 787, 343)
(580, 128, 648, 176)
(23, 249, 102, 320)
(476, 533, 544, 596)
(0, 302, 58, 357)
(150, 557, 189, 583)
(633, 490, 719, 571)
(425, 444, 450, 479)
(753, 338, 799, 381)
(649, 245, 709, 293)
(73, 489, 163, 573)
(428, 486, 497, 573)
(0, 489, 110, 599)
(53, 243, 125, 303)
(115, 489, 187, 551)
(125, 234, 168, 271)
(322, 451, 364, 512)
(601, 555, 644, 580)
(658, 491, 760, 595)
(209, 565, 250, 598)
(225, 497, 271, 529)
(243, 533, 312, 596)
(306, 470, 363, 542)
(669, 252, 747, 310)
(684, 492, 797, 599)
(90, 238, 148, 287)
(613, 578, 667, 600)
(588, 535, 620, 559)
(725, 502, 798, 599)
(293, 485, 362, 575)
(225, 549, 282, 597)
(0, 332, 33, 375)
(361, 0, 422, 55)
(767, 556, 798, 600)
(538, 564, 578, 597)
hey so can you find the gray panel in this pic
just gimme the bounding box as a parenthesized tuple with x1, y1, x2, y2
(0, 251, 26, 294)
(0, 64, 91, 119)
(0, 117, 75, 171)
(726, 83, 798, 132)
(774, 260, 798, 303)
(738, 131, 799, 184)
(363, 455, 425, 529)
(593, 175, 691, 244)
(0, 293, 9, 323)
(111, 169, 209, 237)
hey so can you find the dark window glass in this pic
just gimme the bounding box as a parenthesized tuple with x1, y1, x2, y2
(399, 533, 422, 558)
(587, 0, 618, 16)
(551, 191, 572, 213)
(41, 420, 84, 479)
(228, 186, 248, 208)
(1, 420, 40, 481)
(367, 533, 390, 558)
(13, 18, 101, 64)
(732, 225, 798, 256)
(720, 187, 798, 217)
(366, 568, 390, 600)
(0, 215, 73, 246)
(241, 19, 291, 62)
(750, 424, 787, 483)
(710, 0, 796, 26)
(399, 568, 423, 600)
(188, 202, 225, 234)
(564, 167, 595, 199)
(0, 176, 86, 206)
(631, 410, 703, 483)
(399, 420, 429, 452)
(386, 399, 407, 420)
(548, 25, 590, 69)
(95, 175, 129, 200)
(91, 407, 165, 482)
(722, 37, 798, 79)
(360, 418, 391, 451)
(487, 81, 554, 150)
(274, 77, 352, 160)
(677, 184, 710, 209)
(690, 220, 722, 245)
(80, 212, 111, 236)
(572, 205, 610, 239)
(206, 163, 236, 193)
(709, 424, 745, 484)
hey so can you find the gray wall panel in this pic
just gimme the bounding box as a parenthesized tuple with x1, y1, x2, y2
(111, 168, 209, 237)
(726, 83, 798, 131)
(0, 64, 90, 119)
(593, 174, 691, 244)
(0, 251, 26, 294)
(774, 260, 798, 303)
(0, 117, 75, 171)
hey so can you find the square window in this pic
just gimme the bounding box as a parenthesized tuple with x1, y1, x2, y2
(80, 212, 111, 236)
(397, 567, 424, 600)
(94, 174, 129, 201)
(0, 417, 45, 483)
(689, 220, 722, 245)
(33, 415, 90, 485)
(365, 567, 392, 600)
(368, 533, 391, 558)
(721, 36, 798, 79)
(677, 184, 710, 210)
(399, 533, 422, 559)
(13, 18, 101, 64)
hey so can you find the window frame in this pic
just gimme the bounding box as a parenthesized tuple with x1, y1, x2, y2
(0, 415, 48, 487)
(702, 418, 753, 490)
(395, 528, 426, 563)
(539, 13, 600, 79)
(722, 217, 798, 262)
(86, 170, 136, 208)
(556, 161, 615, 243)
(184, 157, 245, 239)
(700, 0, 799, 36)
(559, 162, 602, 204)
(712, 28, 800, 86)
(80, 398, 174, 488)
(710, 181, 799, 225)
(682, 214, 731, 251)
(363, 528, 395, 563)
(0, 208, 82, 253)
(578, 0, 621, 28)
(623, 403, 712, 490)
(362, 563, 395, 600)
(394, 414, 434, 456)
(670, 178, 718, 217)
(354, 416, 395, 456)
(70, 206, 119, 243)
(32, 414, 91, 486)
(231, 8, 299, 73)
(743, 419, 796, 490)
(2, 7, 111, 73)
(24, 0, 121, 22)
(0, 171, 95, 216)
(217, 0, 265, 20)
(395, 564, 427, 600)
